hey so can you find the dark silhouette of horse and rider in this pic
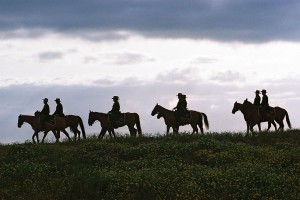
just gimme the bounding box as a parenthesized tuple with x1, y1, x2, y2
(232, 89, 291, 134)
(88, 96, 142, 140)
(18, 98, 86, 143)
(151, 93, 209, 134)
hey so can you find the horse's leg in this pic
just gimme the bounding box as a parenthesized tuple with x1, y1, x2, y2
(36, 132, 40, 144)
(108, 129, 116, 139)
(272, 121, 277, 131)
(98, 128, 107, 140)
(108, 130, 113, 139)
(107, 128, 115, 139)
(74, 128, 81, 141)
(32, 131, 38, 144)
(62, 129, 72, 141)
(191, 124, 198, 135)
(198, 122, 204, 134)
(108, 130, 117, 140)
(250, 125, 254, 135)
(74, 131, 77, 141)
(277, 120, 284, 131)
(113, 129, 116, 139)
(54, 131, 60, 141)
(173, 125, 179, 134)
(53, 131, 60, 143)
(246, 122, 250, 135)
(166, 126, 170, 135)
(128, 126, 137, 137)
(267, 121, 271, 131)
(41, 131, 49, 143)
(257, 123, 261, 132)
(77, 129, 81, 140)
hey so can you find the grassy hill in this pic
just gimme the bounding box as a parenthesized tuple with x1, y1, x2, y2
(0, 130, 299, 200)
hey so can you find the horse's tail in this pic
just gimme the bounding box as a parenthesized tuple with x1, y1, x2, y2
(284, 110, 292, 129)
(78, 116, 86, 139)
(201, 112, 209, 130)
(134, 113, 142, 136)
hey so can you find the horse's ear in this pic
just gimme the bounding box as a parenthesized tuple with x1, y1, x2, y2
(246, 98, 248, 101)
(156, 103, 158, 105)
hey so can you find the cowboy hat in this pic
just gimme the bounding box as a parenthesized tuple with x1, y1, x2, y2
(261, 89, 267, 93)
(55, 98, 61, 102)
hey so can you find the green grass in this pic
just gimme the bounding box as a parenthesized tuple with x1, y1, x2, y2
(0, 130, 299, 199)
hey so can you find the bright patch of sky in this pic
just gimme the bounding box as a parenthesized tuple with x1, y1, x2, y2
(1, 33, 299, 87)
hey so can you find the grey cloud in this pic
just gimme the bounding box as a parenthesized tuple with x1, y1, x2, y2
(70, 31, 131, 42)
(156, 67, 201, 83)
(83, 56, 98, 64)
(0, 0, 300, 42)
(38, 51, 64, 61)
(101, 53, 155, 65)
(0, 29, 46, 40)
(191, 57, 219, 64)
(92, 79, 116, 86)
(210, 70, 245, 82)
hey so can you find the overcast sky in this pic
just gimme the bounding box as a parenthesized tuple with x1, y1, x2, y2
(1, 0, 300, 143)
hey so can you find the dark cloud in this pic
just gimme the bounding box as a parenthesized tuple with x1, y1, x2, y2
(0, 0, 300, 42)
(2, 71, 299, 143)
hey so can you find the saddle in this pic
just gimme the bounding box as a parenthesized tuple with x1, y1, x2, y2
(109, 113, 124, 128)
(259, 106, 275, 121)
(47, 115, 55, 124)
(181, 110, 191, 119)
(115, 114, 124, 123)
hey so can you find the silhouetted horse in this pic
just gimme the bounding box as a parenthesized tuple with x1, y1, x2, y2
(242, 99, 291, 131)
(232, 100, 278, 134)
(18, 114, 72, 143)
(88, 111, 142, 140)
(34, 111, 84, 142)
(151, 104, 209, 134)
(63, 115, 86, 140)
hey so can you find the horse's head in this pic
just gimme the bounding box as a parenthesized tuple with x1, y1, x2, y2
(151, 104, 159, 116)
(232, 101, 241, 114)
(17, 115, 24, 128)
(88, 111, 96, 126)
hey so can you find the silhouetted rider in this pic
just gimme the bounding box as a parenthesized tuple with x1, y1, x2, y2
(40, 98, 50, 130)
(253, 90, 261, 106)
(260, 89, 270, 120)
(173, 93, 188, 126)
(108, 96, 122, 127)
(53, 98, 64, 117)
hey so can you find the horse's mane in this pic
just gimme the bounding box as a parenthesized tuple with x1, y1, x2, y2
(90, 111, 108, 117)
(243, 99, 259, 110)
(243, 99, 253, 105)
(157, 104, 172, 112)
